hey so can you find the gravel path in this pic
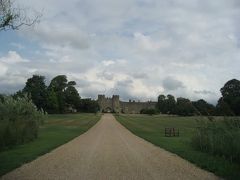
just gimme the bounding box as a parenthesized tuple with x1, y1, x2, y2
(2, 114, 219, 180)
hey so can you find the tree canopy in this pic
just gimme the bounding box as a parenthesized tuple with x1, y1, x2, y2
(219, 79, 240, 115)
(0, 0, 40, 31)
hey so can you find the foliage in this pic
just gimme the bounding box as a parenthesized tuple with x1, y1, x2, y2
(140, 108, 158, 115)
(45, 89, 59, 114)
(0, 96, 45, 150)
(65, 84, 81, 110)
(116, 115, 240, 179)
(219, 79, 240, 115)
(47, 75, 81, 113)
(156, 94, 166, 113)
(78, 99, 99, 113)
(0, 114, 100, 176)
(12, 74, 98, 114)
(215, 98, 235, 116)
(192, 117, 240, 164)
(156, 94, 176, 114)
(22, 75, 48, 111)
(0, 0, 41, 31)
(192, 99, 215, 116)
(175, 97, 197, 116)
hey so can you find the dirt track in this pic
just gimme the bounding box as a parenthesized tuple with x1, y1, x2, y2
(2, 114, 219, 180)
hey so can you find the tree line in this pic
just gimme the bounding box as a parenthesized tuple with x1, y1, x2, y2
(13, 75, 99, 114)
(145, 79, 240, 116)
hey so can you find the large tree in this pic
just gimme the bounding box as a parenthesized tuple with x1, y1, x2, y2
(22, 75, 48, 110)
(48, 75, 68, 113)
(48, 75, 81, 113)
(175, 97, 197, 116)
(46, 89, 59, 114)
(192, 99, 215, 116)
(215, 97, 235, 116)
(78, 99, 99, 113)
(220, 79, 240, 115)
(156, 94, 166, 113)
(0, 0, 40, 31)
(165, 94, 176, 114)
(65, 83, 81, 110)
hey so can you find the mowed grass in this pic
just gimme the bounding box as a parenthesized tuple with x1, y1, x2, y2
(0, 113, 100, 176)
(116, 114, 240, 180)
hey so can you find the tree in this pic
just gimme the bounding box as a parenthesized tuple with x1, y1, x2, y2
(48, 75, 68, 113)
(48, 75, 82, 113)
(0, 94, 4, 102)
(22, 75, 48, 111)
(215, 97, 235, 116)
(46, 89, 59, 114)
(156, 94, 166, 113)
(175, 97, 197, 116)
(220, 79, 240, 115)
(48, 75, 68, 92)
(65, 85, 81, 110)
(165, 94, 176, 114)
(0, 0, 41, 31)
(78, 99, 99, 113)
(192, 99, 215, 116)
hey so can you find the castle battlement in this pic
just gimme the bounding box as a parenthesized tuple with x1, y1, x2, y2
(97, 95, 157, 114)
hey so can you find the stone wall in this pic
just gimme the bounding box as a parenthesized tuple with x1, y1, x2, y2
(97, 94, 157, 114)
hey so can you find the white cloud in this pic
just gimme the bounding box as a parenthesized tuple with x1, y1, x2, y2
(1, 0, 240, 104)
(0, 63, 8, 77)
(102, 60, 115, 66)
(134, 32, 170, 51)
(0, 51, 29, 64)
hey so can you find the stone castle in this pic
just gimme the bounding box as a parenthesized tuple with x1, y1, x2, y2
(97, 95, 157, 114)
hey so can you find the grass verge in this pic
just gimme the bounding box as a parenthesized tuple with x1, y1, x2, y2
(116, 114, 240, 180)
(0, 113, 100, 176)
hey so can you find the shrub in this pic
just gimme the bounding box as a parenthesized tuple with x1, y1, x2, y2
(0, 95, 45, 150)
(140, 108, 158, 115)
(192, 117, 240, 163)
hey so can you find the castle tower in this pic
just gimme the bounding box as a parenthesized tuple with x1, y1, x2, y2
(97, 94, 105, 112)
(112, 95, 120, 113)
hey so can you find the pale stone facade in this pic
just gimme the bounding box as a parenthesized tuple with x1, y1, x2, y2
(97, 95, 157, 114)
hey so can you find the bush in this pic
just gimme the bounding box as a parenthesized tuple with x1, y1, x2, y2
(0, 96, 45, 150)
(140, 108, 158, 115)
(192, 117, 240, 163)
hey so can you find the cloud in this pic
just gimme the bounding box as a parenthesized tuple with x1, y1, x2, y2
(24, 24, 90, 50)
(133, 32, 171, 51)
(162, 77, 185, 91)
(0, 63, 8, 77)
(0, 51, 29, 64)
(131, 72, 148, 79)
(97, 71, 114, 81)
(102, 60, 115, 66)
(194, 90, 215, 95)
(1, 0, 240, 104)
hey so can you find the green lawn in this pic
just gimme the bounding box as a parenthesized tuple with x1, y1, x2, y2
(0, 113, 100, 176)
(116, 114, 240, 180)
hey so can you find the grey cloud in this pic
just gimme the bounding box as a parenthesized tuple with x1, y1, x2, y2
(163, 77, 185, 91)
(131, 72, 148, 79)
(97, 71, 114, 81)
(116, 79, 133, 87)
(1, 0, 239, 104)
(194, 90, 215, 95)
(25, 25, 90, 50)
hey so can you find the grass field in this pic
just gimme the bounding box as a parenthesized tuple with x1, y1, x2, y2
(116, 114, 240, 180)
(0, 113, 100, 176)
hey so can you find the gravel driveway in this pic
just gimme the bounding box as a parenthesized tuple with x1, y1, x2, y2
(2, 114, 219, 180)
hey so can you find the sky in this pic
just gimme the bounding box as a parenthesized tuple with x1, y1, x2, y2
(0, 0, 240, 104)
